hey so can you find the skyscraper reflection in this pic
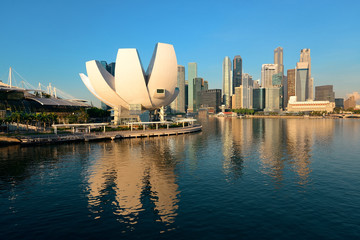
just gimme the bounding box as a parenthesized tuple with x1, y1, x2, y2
(85, 137, 181, 226)
(217, 118, 336, 187)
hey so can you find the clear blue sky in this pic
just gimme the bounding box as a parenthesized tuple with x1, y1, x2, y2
(1, 0, 359, 106)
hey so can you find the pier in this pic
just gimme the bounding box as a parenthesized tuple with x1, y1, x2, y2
(17, 124, 202, 145)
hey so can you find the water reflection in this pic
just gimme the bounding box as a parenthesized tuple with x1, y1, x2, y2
(85, 137, 182, 226)
(217, 118, 336, 187)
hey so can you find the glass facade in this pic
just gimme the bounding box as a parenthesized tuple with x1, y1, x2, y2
(233, 56, 242, 94)
(296, 68, 309, 101)
(253, 88, 265, 110)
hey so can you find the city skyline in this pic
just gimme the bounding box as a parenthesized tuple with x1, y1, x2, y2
(0, 0, 359, 106)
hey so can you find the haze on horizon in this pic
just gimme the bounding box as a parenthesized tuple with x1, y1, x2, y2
(0, 0, 359, 106)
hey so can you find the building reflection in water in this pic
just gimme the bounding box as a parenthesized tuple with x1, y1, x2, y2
(218, 118, 335, 187)
(85, 137, 183, 226)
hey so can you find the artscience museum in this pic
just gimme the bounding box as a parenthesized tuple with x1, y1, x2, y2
(80, 42, 179, 124)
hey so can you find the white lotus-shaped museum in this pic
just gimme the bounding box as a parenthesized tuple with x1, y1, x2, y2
(79, 43, 179, 111)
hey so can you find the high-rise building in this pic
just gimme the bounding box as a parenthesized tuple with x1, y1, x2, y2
(315, 85, 335, 103)
(203, 81, 209, 91)
(274, 47, 284, 75)
(295, 62, 310, 102)
(198, 89, 222, 113)
(233, 56, 242, 93)
(193, 77, 203, 111)
(286, 69, 296, 107)
(283, 75, 288, 109)
(242, 73, 253, 109)
(272, 73, 283, 86)
(223, 56, 232, 108)
(187, 63, 197, 112)
(100, 61, 108, 70)
(232, 86, 243, 109)
(170, 65, 186, 113)
(265, 87, 281, 112)
(344, 96, 356, 110)
(300, 49, 311, 76)
(299, 48, 313, 100)
(185, 80, 188, 111)
(335, 98, 344, 108)
(107, 62, 116, 76)
(261, 64, 278, 88)
(253, 79, 260, 89)
(253, 88, 266, 111)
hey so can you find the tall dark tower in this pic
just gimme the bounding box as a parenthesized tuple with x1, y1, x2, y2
(233, 55, 242, 94)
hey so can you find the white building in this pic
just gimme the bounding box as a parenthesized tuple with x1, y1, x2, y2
(80, 42, 179, 124)
(287, 96, 335, 112)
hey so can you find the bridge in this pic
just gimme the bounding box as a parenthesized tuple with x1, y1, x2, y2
(330, 114, 360, 118)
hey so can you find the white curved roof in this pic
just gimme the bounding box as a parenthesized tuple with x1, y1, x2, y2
(80, 42, 178, 111)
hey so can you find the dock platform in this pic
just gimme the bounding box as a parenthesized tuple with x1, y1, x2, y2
(18, 125, 202, 145)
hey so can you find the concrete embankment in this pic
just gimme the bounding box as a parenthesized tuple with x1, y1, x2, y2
(0, 136, 21, 146)
(15, 125, 202, 146)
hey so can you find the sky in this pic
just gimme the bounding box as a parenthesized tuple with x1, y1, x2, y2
(0, 0, 359, 106)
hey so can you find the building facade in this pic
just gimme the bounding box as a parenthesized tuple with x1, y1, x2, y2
(287, 96, 335, 112)
(170, 65, 186, 113)
(193, 77, 203, 111)
(232, 86, 243, 109)
(187, 62, 197, 112)
(265, 87, 281, 112)
(198, 89, 222, 113)
(223, 56, 232, 108)
(344, 96, 356, 109)
(295, 62, 310, 102)
(274, 47, 284, 75)
(242, 73, 253, 109)
(233, 56, 242, 93)
(253, 88, 266, 111)
(261, 64, 278, 88)
(335, 98, 344, 108)
(315, 85, 335, 102)
(286, 69, 296, 107)
(299, 48, 313, 100)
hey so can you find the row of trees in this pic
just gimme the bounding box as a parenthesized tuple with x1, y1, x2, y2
(0, 107, 111, 132)
(1, 112, 58, 130)
(231, 108, 255, 115)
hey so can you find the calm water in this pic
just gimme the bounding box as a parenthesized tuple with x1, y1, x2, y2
(1, 118, 360, 239)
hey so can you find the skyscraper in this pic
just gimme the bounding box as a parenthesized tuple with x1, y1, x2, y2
(295, 62, 310, 102)
(170, 65, 185, 113)
(274, 47, 284, 75)
(187, 62, 197, 112)
(261, 64, 278, 88)
(300, 49, 311, 76)
(286, 69, 296, 108)
(193, 77, 203, 111)
(253, 88, 266, 110)
(233, 56, 242, 93)
(265, 87, 281, 112)
(232, 86, 243, 109)
(344, 96, 356, 110)
(315, 85, 335, 102)
(299, 49, 313, 100)
(242, 73, 253, 109)
(223, 56, 232, 108)
(198, 89, 222, 113)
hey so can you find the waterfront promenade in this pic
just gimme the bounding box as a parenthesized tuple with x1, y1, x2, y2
(6, 124, 202, 146)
